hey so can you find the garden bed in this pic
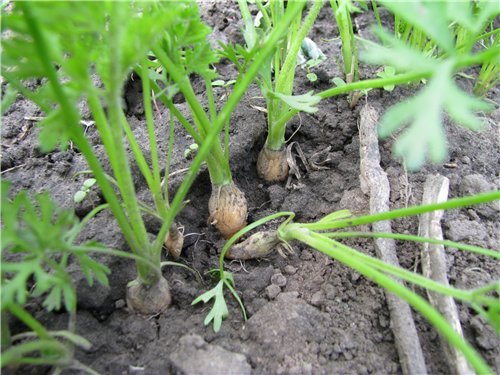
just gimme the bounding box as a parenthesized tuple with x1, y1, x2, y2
(2, 2, 499, 374)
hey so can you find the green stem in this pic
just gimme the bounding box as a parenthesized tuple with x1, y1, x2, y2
(152, 47, 232, 185)
(106, 3, 156, 284)
(74, 246, 161, 278)
(141, 60, 166, 217)
(237, 0, 257, 49)
(303, 191, 500, 231)
(0, 340, 67, 367)
(330, 0, 354, 79)
(1, 311, 11, 349)
(324, 231, 500, 259)
(150, 83, 203, 144)
(267, 0, 322, 151)
(7, 303, 51, 341)
(276, 0, 318, 93)
(371, 1, 382, 29)
(205, 79, 217, 123)
(164, 111, 176, 203)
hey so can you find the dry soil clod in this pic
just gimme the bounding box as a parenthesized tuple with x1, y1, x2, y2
(209, 183, 248, 239)
(257, 146, 289, 182)
(225, 231, 280, 260)
(126, 277, 172, 315)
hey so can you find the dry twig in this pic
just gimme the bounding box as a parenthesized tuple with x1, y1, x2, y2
(359, 105, 427, 375)
(419, 175, 473, 375)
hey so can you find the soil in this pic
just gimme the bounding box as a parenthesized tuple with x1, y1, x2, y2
(2, 3, 499, 375)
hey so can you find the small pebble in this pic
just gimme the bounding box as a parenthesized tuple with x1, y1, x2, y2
(283, 265, 297, 275)
(461, 156, 471, 164)
(115, 299, 126, 309)
(270, 273, 287, 287)
(266, 284, 281, 300)
(350, 271, 360, 282)
(310, 291, 325, 307)
(300, 250, 313, 261)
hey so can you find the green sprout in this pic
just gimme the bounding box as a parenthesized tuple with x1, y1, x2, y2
(183, 144, 199, 160)
(376, 66, 396, 91)
(73, 178, 97, 204)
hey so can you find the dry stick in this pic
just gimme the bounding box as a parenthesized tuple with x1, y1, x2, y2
(419, 175, 473, 375)
(359, 105, 428, 375)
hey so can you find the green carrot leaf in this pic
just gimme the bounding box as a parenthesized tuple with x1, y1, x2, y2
(360, 28, 436, 72)
(192, 280, 229, 332)
(270, 91, 321, 113)
(1, 184, 110, 311)
(378, 61, 492, 170)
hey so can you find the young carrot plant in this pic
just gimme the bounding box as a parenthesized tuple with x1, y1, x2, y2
(145, 1, 307, 235)
(225, 0, 323, 182)
(1, 1, 210, 314)
(1, 183, 106, 373)
(195, 191, 500, 374)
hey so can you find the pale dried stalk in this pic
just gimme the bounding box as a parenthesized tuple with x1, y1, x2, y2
(419, 175, 473, 375)
(359, 105, 427, 375)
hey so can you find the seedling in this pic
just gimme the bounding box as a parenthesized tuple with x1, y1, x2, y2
(212, 79, 237, 101)
(73, 178, 96, 204)
(183, 143, 199, 160)
(227, 0, 323, 182)
(297, 37, 327, 83)
(376, 66, 396, 92)
(1, 182, 107, 372)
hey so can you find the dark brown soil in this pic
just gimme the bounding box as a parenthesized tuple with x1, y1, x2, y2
(2, 3, 499, 375)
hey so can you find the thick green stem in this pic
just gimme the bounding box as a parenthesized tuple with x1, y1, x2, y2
(330, 0, 357, 80)
(106, 3, 157, 285)
(276, 0, 318, 93)
(152, 47, 232, 185)
(266, 125, 287, 151)
(267, 0, 322, 151)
